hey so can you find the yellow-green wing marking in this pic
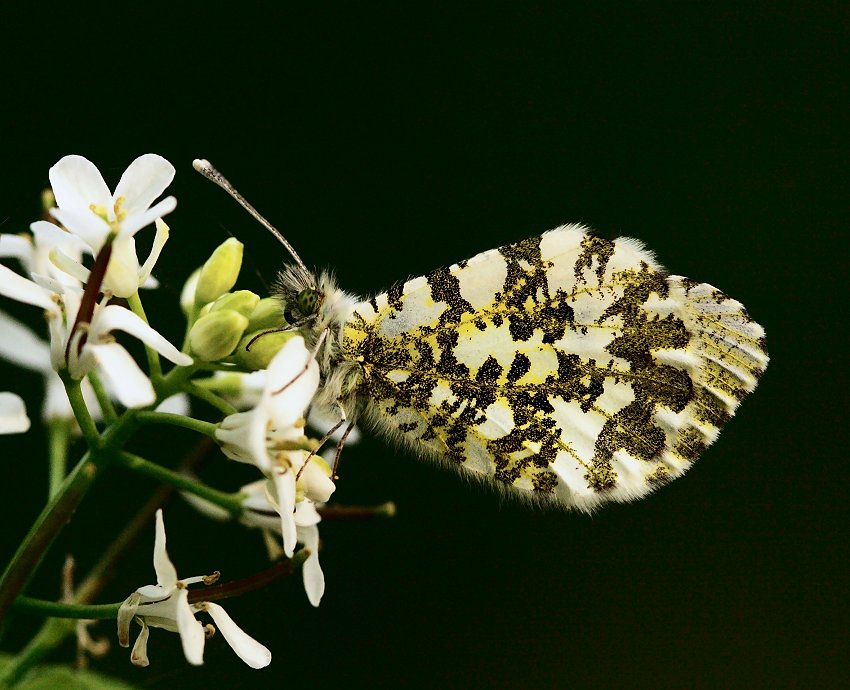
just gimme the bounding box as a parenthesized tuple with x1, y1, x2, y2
(342, 224, 768, 511)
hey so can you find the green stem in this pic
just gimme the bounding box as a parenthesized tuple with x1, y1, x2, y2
(113, 451, 243, 517)
(134, 411, 219, 437)
(126, 292, 162, 380)
(11, 597, 121, 620)
(46, 420, 72, 500)
(86, 369, 117, 424)
(0, 439, 215, 685)
(184, 382, 238, 416)
(62, 376, 100, 447)
(0, 449, 112, 626)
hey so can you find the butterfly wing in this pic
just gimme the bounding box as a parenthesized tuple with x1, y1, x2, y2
(342, 224, 767, 511)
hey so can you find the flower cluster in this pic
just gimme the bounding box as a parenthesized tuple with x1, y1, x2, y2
(0, 154, 380, 678)
(0, 154, 190, 412)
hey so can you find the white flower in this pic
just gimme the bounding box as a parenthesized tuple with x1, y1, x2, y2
(0, 221, 88, 291)
(0, 392, 30, 433)
(215, 337, 335, 558)
(0, 264, 191, 408)
(117, 510, 270, 669)
(0, 309, 102, 422)
(184, 478, 328, 607)
(47, 154, 176, 297)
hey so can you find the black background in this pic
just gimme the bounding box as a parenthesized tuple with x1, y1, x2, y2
(0, 3, 846, 689)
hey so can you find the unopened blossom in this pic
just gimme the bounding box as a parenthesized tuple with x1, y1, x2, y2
(117, 510, 270, 669)
(46, 154, 176, 297)
(216, 336, 336, 558)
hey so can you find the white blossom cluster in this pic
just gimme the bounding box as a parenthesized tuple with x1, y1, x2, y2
(0, 154, 356, 671)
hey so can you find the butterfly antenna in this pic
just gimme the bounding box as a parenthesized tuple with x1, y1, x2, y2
(193, 158, 309, 274)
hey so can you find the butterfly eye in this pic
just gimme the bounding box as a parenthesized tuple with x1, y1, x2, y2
(296, 288, 321, 316)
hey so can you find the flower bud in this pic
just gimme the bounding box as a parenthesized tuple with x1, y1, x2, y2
(211, 290, 260, 317)
(194, 238, 244, 306)
(233, 329, 296, 370)
(247, 298, 286, 331)
(189, 309, 249, 361)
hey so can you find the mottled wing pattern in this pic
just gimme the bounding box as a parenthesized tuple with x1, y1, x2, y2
(342, 224, 768, 511)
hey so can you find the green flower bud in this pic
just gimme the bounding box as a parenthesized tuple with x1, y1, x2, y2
(189, 309, 249, 361)
(246, 297, 286, 331)
(194, 238, 244, 306)
(233, 329, 296, 370)
(211, 290, 260, 317)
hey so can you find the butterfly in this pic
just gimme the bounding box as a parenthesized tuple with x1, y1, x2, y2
(196, 161, 768, 512)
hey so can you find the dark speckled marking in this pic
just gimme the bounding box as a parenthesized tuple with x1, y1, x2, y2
(575, 235, 615, 283)
(506, 353, 531, 383)
(427, 266, 474, 326)
(340, 225, 768, 506)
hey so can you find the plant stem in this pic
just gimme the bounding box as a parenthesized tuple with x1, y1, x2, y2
(86, 369, 117, 423)
(62, 377, 100, 447)
(0, 440, 215, 685)
(46, 420, 72, 500)
(126, 292, 162, 380)
(188, 549, 309, 604)
(112, 451, 243, 517)
(11, 597, 121, 620)
(134, 410, 218, 437)
(0, 449, 111, 626)
(185, 382, 238, 416)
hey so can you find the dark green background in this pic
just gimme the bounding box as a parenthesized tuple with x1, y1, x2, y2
(0, 3, 845, 689)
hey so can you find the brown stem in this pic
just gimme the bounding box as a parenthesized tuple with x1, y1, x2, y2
(64, 241, 112, 363)
(187, 550, 308, 604)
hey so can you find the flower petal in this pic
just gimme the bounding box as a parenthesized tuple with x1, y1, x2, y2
(0, 309, 51, 371)
(117, 592, 142, 647)
(0, 264, 59, 312)
(30, 220, 89, 254)
(205, 603, 271, 669)
(92, 304, 192, 366)
(49, 155, 112, 217)
(0, 233, 33, 263)
(300, 460, 336, 504)
(298, 524, 325, 607)
(153, 510, 178, 588)
(0, 392, 30, 434)
(138, 219, 170, 285)
(265, 337, 320, 432)
(114, 155, 176, 218)
(103, 235, 142, 298)
(175, 589, 205, 666)
(271, 470, 297, 558)
(130, 619, 151, 667)
(82, 342, 156, 408)
(119, 197, 177, 237)
(215, 409, 271, 469)
(49, 246, 91, 284)
(49, 207, 111, 251)
(156, 393, 190, 416)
